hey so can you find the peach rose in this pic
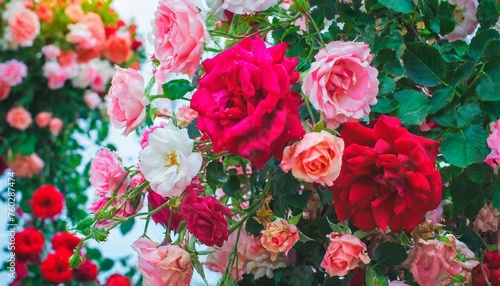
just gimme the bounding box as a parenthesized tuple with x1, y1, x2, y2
(131, 238, 193, 286)
(176, 105, 198, 127)
(0, 80, 11, 101)
(9, 154, 44, 178)
(260, 218, 299, 261)
(302, 41, 379, 129)
(281, 131, 344, 186)
(6, 106, 32, 131)
(65, 4, 85, 22)
(74, 13, 105, 63)
(49, 118, 63, 134)
(153, 0, 208, 82)
(36, 112, 52, 128)
(8, 8, 40, 46)
(107, 67, 149, 135)
(473, 203, 500, 233)
(320, 232, 370, 276)
(104, 33, 132, 64)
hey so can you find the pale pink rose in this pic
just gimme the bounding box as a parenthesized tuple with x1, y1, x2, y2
(41, 45, 61, 59)
(246, 235, 289, 279)
(6, 106, 32, 131)
(320, 232, 371, 276)
(473, 203, 500, 233)
(222, 0, 279, 14)
(132, 237, 193, 286)
(153, 0, 208, 81)
(107, 68, 149, 135)
(260, 218, 299, 261)
(388, 281, 410, 286)
(0, 80, 11, 101)
(403, 235, 479, 286)
(302, 41, 379, 129)
(42, 62, 67, 90)
(281, 131, 344, 186)
(485, 119, 500, 168)
(35, 112, 52, 128)
(8, 8, 40, 46)
(9, 153, 44, 178)
(279, 0, 292, 10)
(129, 173, 146, 189)
(83, 90, 101, 109)
(49, 118, 63, 134)
(0, 60, 28, 86)
(89, 148, 129, 197)
(442, 0, 478, 42)
(176, 105, 198, 127)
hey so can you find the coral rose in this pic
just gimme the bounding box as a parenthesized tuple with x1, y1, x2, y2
(303, 41, 379, 129)
(14, 228, 45, 263)
(261, 218, 300, 261)
(180, 195, 231, 247)
(281, 131, 344, 186)
(320, 232, 370, 276)
(8, 8, 40, 46)
(6, 106, 32, 130)
(65, 4, 85, 22)
(35, 112, 52, 128)
(30, 185, 65, 219)
(35, 3, 53, 23)
(222, 0, 279, 14)
(89, 148, 129, 197)
(330, 115, 442, 232)
(104, 33, 132, 64)
(49, 117, 63, 134)
(132, 237, 193, 286)
(107, 67, 149, 135)
(9, 153, 44, 178)
(191, 37, 305, 168)
(0, 80, 11, 101)
(152, 0, 208, 81)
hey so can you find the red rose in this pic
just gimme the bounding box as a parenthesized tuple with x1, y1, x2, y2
(330, 115, 442, 233)
(73, 259, 99, 282)
(52, 231, 81, 252)
(191, 37, 305, 168)
(180, 195, 231, 247)
(14, 228, 45, 263)
(40, 250, 73, 284)
(473, 252, 500, 286)
(10, 262, 28, 286)
(106, 274, 132, 286)
(147, 191, 182, 231)
(30, 185, 64, 219)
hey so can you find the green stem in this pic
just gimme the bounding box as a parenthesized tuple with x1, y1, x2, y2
(304, 11, 325, 46)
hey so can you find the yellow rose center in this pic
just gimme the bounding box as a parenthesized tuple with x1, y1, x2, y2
(164, 151, 180, 168)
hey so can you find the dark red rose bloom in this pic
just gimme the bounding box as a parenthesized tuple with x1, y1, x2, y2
(330, 115, 442, 233)
(73, 259, 99, 282)
(14, 227, 45, 263)
(191, 37, 305, 168)
(30, 185, 64, 219)
(9, 262, 28, 286)
(473, 252, 500, 286)
(52, 231, 82, 252)
(180, 195, 231, 247)
(40, 250, 73, 284)
(148, 191, 183, 231)
(106, 274, 132, 286)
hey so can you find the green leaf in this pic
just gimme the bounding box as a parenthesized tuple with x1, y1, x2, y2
(289, 212, 303, 226)
(403, 42, 446, 87)
(206, 160, 226, 190)
(287, 266, 314, 286)
(326, 217, 344, 233)
(100, 258, 114, 272)
(450, 175, 485, 219)
(477, 0, 499, 29)
(456, 103, 481, 128)
(76, 217, 94, 232)
(353, 230, 374, 240)
(377, 0, 415, 13)
(187, 118, 200, 139)
(119, 219, 135, 235)
(299, 230, 314, 242)
(365, 267, 389, 286)
(441, 125, 489, 168)
(394, 90, 430, 125)
(465, 164, 494, 183)
(476, 61, 500, 101)
(429, 87, 454, 114)
(191, 254, 209, 286)
(374, 242, 408, 266)
(69, 253, 85, 269)
(372, 97, 399, 113)
(245, 216, 264, 236)
(469, 29, 500, 60)
(161, 79, 194, 101)
(480, 39, 500, 61)
(283, 190, 312, 210)
(490, 180, 500, 210)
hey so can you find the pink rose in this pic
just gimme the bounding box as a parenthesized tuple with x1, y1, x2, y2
(153, 0, 207, 81)
(8, 8, 40, 46)
(473, 203, 500, 233)
(403, 235, 479, 286)
(442, 0, 478, 42)
(6, 106, 32, 131)
(260, 218, 299, 261)
(140, 122, 167, 149)
(0, 60, 28, 86)
(320, 232, 370, 276)
(89, 148, 129, 197)
(42, 45, 61, 59)
(302, 41, 379, 129)
(107, 67, 149, 135)
(485, 119, 500, 168)
(9, 153, 44, 178)
(176, 105, 198, 127)
(35, 112, 52, 128)
(222, 0, 279, 14)
(281, 131, 344, 186)
(83, 90, 101, 110)
(0, 80, 11, 101)
(42, 62, 67, 90)
(132, 238, 193, 286)
(49, 118, 63, 134)
(89, 195, 143, 229)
